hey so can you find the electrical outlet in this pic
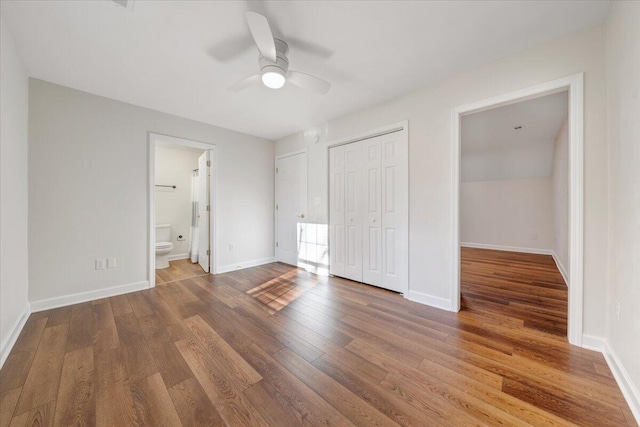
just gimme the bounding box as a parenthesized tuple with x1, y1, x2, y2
(107, 258, 116, 269)
(229, 244, 234, 251)
(95, 259, 105, 270)
(615, 302, 621, 322)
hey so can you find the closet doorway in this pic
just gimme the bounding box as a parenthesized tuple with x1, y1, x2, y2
(328, 123, 409, 294)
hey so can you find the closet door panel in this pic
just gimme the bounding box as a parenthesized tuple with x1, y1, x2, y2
(381, 133, 409, 293)
(329, 146, 346, 277)
(344, 143, 363, 282)
(362, 138, 383, 286)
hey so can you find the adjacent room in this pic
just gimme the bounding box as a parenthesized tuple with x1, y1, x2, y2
(1, 1, 638, 426)
(460, 91, 571, 336)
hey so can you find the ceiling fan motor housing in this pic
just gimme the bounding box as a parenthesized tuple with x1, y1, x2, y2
(259, 39, 289, 77)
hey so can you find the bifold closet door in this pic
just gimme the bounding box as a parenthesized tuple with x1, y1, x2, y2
(362, 137, 383, 287)
(329, 146, 346, 277)
(329, 143, 363, 282)
(329, 129, 407, 293)
(379, 131, 408, 293)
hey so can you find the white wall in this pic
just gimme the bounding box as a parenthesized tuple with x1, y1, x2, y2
(0, 18, 30, 361)
(605, 1, 640, 417)
(275, 24, 608, 336)
(461, 177, 554, 251)
(28, 79, 274, 304)
(154, 146, 202, 258)
(552, 119, 569, 280)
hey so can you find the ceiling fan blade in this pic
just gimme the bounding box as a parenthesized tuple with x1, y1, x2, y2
(228, 74, 261, 92)
(245, 11, 277, 62)
(287, 71, 331, 95)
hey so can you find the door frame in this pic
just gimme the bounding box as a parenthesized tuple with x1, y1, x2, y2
(274, 149, 307, 266)
(325, 120, 410, 294)
(148, 132, 217, 287)
(450, 73, 584, 346)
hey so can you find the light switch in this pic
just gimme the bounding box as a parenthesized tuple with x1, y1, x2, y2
(95, 259, 105, 270)
(107, 258, 116, 268)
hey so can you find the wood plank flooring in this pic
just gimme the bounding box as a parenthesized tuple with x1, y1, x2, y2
(0, 251, 635, 426)
(155, 259, 207, 285)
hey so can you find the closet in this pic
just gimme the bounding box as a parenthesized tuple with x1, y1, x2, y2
(329, 129, 408, 294)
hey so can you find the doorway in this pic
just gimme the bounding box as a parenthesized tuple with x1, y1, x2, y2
(148, 133, 217, 287)
(275, 150, 307, 266)
(451, 73, 584, 346)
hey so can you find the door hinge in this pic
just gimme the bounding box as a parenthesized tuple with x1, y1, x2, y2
(276, 167, 278, 173)
(276, 204, 278, 211)
(276, 242, 279, 248)
(206, 205, 210, 211)
(206, 249, 211, 255)
(206, 160, 211, 167)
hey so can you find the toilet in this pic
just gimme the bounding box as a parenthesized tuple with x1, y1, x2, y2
(155, 223, 174, 269)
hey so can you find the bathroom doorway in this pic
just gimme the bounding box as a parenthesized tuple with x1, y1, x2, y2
(148, 133, 217, 287)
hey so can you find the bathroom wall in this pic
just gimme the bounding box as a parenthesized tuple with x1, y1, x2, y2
(155, 145, 203, 259)
(28, 79, 274, 305)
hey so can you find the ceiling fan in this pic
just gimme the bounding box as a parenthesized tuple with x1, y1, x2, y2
(228, 12, 331, 95)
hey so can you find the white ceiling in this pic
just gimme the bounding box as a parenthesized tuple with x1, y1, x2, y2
(1, 1, 610, 140)
(461, 91, 568, 182)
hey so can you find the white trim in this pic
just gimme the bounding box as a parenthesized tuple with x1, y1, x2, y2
(276, 149, 307, 160)
(0, 303, 31, 369)
(551, 251, 569, 286)
(460, 242, 553, 255)
(30, 280, 149, 313)
(217, 257, 276, 274)
(168, 253, 190, 261)
(406, 291, 451, 311)
(602, 341, 640, 423)
(451, 73, 584, 346)
(325, 120, 408, 148)
(581, 334, 606, 352)
(580, 335, 640, 424)
(149, 132, 217, 283)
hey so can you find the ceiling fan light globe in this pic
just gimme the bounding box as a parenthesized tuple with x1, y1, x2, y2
(261, 71, 286, 89)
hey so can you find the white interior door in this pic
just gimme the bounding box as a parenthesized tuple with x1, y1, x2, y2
(329, 146, 346, 277)
(276, 152, 307, 266)
(380, 132, 408, 293)
(362, 137, 383, 286)
(344, 142, 363, 282)
(197, 151, 210, 273)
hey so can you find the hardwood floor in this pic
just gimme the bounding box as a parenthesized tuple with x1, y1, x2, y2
(155, 259, 207, 285)
(0, 252, 635, 426)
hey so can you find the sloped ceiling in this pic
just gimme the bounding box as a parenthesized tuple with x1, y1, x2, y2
(461, 91, 569, 182)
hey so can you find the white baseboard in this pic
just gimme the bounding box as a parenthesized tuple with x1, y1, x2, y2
(551, 251, 569, 286)
(460, 242, 553, 255)
(30, 280, 150, 312)
(582, 334, 640, 423)
(581, 334, 606, 352)
(168, 253, 189, 261)
(405, 290, 452, 311)
(0, 303, 31, 369)
(217, 257, 276, 274)
(603, 340, 640, 423)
